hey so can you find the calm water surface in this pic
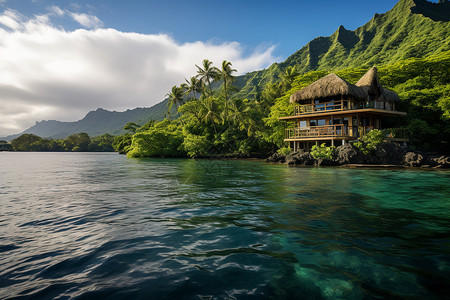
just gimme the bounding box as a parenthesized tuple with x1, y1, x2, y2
(1, 152, 450, 299)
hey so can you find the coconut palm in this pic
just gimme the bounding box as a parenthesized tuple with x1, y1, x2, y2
(198, 97, 221, 133)
(184, 76, 202, 99)
(217, 60, 237, 101)
(196, 59, 218, 96)
(166, 85, 184, 119)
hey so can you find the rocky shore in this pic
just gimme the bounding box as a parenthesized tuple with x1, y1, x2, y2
(266, 142, 450, 168)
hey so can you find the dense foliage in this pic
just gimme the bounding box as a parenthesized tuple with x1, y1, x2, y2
(10, 133, 115, 152)
(120, 59, 278, 158)
(353, 130, 386, 155)
(115, 51, 450, 158)
(310, 144, 336, 160)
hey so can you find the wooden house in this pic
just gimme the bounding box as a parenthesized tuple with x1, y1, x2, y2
(279, 67, 407, 151)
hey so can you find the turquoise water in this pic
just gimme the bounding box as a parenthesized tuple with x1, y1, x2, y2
(0, 152, 449, 299)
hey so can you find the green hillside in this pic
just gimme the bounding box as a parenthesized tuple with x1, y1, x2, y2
(235, 0, 450, 99)
(3, 99, 173, 140)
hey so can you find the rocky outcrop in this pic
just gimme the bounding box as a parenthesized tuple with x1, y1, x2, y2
(285, 151, 315, 166)
(267, 142, 449, 168)
(367, 142, 405, 165)
(315, 158, 339, 166)
(429, 155, 450, 168)
(266, 153, 286, 163)
(334, 144, 365, 164)
(403, 152, 425, 167)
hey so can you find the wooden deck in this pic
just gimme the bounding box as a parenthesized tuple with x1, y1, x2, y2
(285, 126, 408, 142)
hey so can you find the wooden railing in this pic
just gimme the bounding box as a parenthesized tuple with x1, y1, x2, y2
(294, 100, 352, 116)
(294, 100, 396, 116)
(285, 126, 409, 141)
(285, 125, 349, 139)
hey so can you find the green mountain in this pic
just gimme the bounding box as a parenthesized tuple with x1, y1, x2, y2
(235, 0, 450, 98)
(3, 100, 171, 141)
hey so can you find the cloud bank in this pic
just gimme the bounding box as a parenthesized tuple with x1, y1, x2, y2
(0, 8, 277, 136)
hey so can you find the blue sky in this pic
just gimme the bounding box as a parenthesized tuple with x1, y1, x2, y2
(2, 0, 408, 58)
(0, 0, 435, 136)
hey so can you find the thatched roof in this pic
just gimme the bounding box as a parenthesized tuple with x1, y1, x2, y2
(356, 67, 399, 102)
(290, 73, 367, 103)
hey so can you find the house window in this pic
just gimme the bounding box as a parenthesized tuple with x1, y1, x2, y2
(318, 119, 326, 126)
(299, 121, 307, 128)
(310, 120, 317, 126)
(343, 117, 349, 126)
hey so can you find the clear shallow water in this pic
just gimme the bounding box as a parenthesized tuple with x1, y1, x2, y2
(1, 152, 450, 300)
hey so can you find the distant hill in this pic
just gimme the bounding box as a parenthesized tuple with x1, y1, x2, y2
(3, 99, 171, 141)
(235, 0, 450, 98)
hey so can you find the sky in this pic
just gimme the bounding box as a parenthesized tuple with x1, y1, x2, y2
(0, 0, 426, 136)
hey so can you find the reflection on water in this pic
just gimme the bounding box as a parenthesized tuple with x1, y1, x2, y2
(0, 152, 449, 299)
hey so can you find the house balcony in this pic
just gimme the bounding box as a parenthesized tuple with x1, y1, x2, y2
(285, 126, 408, 141)
(293, 100, 396, 117)
(285, 125, 351, 140)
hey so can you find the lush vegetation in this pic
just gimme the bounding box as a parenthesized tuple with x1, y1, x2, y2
(115, 49, 449, 158)
(310, 144, 336, 160)
(10, 133, 115, 152)
(353, 130, 386, 155)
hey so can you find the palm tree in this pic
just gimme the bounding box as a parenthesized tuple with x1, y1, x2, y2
(217, 60, 237, 101)
(199, 97, 221, 133)
(166, 85, 184, 119)
(184, 76, 202, 99)
(196, 59, 218, 96)
(216, 60, 237, 120)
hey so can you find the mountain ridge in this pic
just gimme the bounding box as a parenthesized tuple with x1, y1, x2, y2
(2, 100, 171, 141)
(234, 0, 450, 98)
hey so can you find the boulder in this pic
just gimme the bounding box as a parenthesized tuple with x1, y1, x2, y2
(266, 153, 286, 163)
(367, 142, 405, 165)
(286, 151, 314, 166)
(403, 152, 425, 167)
(315, 158, 339, 166)
(335, 144, 365, 165)
(429, 155, 450, 168)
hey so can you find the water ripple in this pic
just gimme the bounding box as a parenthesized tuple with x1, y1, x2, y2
(0, 153, 449, 299)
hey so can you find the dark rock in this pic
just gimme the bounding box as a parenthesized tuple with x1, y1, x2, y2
(285, 151, 303, 165)
(286, 151, 314, 166)
(266, 153, 286, 163)
(404, 152, 425, 167)
(367, 142, 405, 165)
(315, 158, 339, 166)
(335, 144, 365, 164)
(429, 155, 450, 168)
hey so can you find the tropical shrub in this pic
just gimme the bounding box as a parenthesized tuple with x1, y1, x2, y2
(310, 143, 335, 159)
(277, 146, 291, 156)
(126, 121, 185, 158)
(353, 129, 385, 155)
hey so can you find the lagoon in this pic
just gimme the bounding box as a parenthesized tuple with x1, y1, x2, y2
(1, 152, 449, 299)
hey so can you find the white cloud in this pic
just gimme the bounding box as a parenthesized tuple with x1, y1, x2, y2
(48, 6, 65, 17)
(0, 10, 277, 136)
(0, 9, 22, 30)
(69, 12, 103, 28)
